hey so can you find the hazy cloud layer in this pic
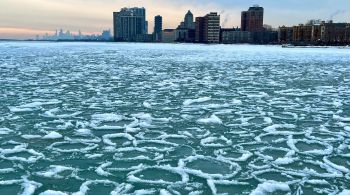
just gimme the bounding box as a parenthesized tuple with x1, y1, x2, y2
(0, 0, 349, 39)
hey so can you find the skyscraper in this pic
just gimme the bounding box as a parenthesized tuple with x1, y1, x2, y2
(113, 7, 148, 41)
(195, 12, 221, 44)
(184, 10, 195, 29)
(195, 17, 205, 43)
(241, 6, 264, 32)
(204, 12, 221, 43)
(154, 15, 162, 42)
(175, 10, 196, 43)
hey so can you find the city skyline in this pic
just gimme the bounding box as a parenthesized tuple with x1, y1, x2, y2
(0, 0, 350, 39)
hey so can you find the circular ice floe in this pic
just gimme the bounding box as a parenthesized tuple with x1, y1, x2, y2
(42, 131, 63, 140)
(91, 113, 124, 122)
(0, 143, 44, 163)
(255, 133, 286, 143)
(74, 129, 92, 136)
(127, 165, 189, 185)
(255, 146, 296, 165)
(36, 165, 77, 179)
(271, 112, 298, 120)
(135, 140, 178, 152)
(245, 91, 269, 98)
(255, 131, 304, 144)
(287, 136, 333, 156)
(200, 135, 232, 148)
(43, 108, 82, 119)
(0, 128, 14, 135)
(180, 155, 241, 180)
(248, 158, 271, 170)
(214, 148, 253, 162)
(305, 131, 344, 142)
(252, 169, 299, 184)
(179, 127, 210, 139)
(89, 113, 125, 130)
(197, 114, 223, 125)
(40, 190, 68, 195)
(263, 124, 296, 132)
(206, 179, 249, 195)
(276, 159, 343, 178)
(72, 180, 133, 195)
(323, 156, 350, 173)
(183, 97, 211, 106)
(135, 130, 166, 140)
(250, 181, 290, 195)
(113, 147, 163, 161)
(0, 177, 42, 195)
(158, 134, 190, 145)
(102, 133, 136, 147)
(47, 141, 98, 153)
(96, 160, 144, 174)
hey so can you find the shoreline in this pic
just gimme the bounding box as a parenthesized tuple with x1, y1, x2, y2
(0, 39, 349, 47)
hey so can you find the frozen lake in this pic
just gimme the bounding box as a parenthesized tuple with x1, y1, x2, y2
(0, 42, 350, 194)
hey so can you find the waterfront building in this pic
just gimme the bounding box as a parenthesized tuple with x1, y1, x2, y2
(113, 7, 148, 42)
(175, 11, 196, 43)
(195, 17, 205, 43)
(251, 30, 279, 44)
(241, 6, 264, 32)
(278, 26, 294, 43)
(153, 15, 163, 42)
(175, 28, 195, 42)
(320, 22, 350, 44)
(279, 21, 350, 45)
(220, 28, 252, 44)
(195, 12, 221, 43)
(204, 12, 221, 43)
(162, 29, 176, 43)
(184, 10, 195, 29)
(292, 24, 314, 43)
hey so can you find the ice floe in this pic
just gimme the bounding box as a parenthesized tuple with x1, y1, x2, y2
(197, 114, 222, 124)
(183, 97, 211, 106)
(250, 181, 290, 195)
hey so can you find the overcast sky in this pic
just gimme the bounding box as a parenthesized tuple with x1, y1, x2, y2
(0, 0, 349, 39)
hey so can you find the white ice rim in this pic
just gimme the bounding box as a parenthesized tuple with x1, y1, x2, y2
(180, 155, 241, 180)
(47, 141, 98, 153)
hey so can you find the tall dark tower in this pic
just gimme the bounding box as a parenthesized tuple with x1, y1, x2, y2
(241, 5, 264, 32)
(154, 15, 163, 34)
(153, 15, 163, 42)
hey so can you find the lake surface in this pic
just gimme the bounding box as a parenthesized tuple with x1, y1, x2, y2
(0, 42, 350, 195)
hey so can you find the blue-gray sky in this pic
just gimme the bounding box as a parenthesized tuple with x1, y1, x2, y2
(0, 0, 349, 39)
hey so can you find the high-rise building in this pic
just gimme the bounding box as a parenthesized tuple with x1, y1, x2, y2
(154, 15, 163, 42)
(113, 7, 148, 41)
(184, 10, 195, 29)
(195, 12, 221, 44)
(175, 10, 196, 42)
(195, 17, 205, 43)
(204, 12, 221, 43)
(241, 6, 264, 32)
